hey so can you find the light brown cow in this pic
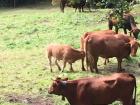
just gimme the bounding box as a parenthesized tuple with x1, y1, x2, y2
(45, 44, 85, 72)
(48, 73, 136, 105)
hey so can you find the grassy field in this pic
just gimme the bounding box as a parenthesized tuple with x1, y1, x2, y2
(0, 2, 140, 105)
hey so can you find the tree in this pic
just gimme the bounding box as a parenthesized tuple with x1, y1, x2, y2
(109, 0, 133, 28)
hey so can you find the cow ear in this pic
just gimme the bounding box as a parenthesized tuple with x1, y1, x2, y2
(56, 77, 61, 80)
(63, 77, 68, 81)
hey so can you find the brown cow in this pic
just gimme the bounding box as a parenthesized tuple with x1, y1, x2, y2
(85, 34, 131, 73)
(108, 13, 140, 39)
(81, 31, 140, 66)
(81, 30, 116, 65)
(48, 73, 136, 105)
(45, 44, 85, 72)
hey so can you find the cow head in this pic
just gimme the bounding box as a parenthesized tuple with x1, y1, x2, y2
(129, 39, 140, 56)
(48, 77, 68, 99)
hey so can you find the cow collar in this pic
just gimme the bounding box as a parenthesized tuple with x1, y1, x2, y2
(60, 81, 67, 101)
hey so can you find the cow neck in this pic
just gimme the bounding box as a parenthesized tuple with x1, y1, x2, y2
(62, 80, 78, 105)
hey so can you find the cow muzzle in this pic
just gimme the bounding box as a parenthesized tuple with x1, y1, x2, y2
(131, 53, 136, 57)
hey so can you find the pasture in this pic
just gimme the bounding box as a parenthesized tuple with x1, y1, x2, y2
(0, 2, 140, 105)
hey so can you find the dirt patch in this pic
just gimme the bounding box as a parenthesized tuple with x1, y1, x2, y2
(5, 94, 54, 105)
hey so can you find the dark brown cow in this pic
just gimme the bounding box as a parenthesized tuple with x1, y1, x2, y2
(45, 44, 85, 72)
(108, 13, 140, 39)
(85, 34, 131, 73)
(59, 0, 91, 12)
(48, 73, 136, 105)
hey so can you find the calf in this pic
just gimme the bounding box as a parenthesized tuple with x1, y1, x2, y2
(48, 73, 136, 105)
(108, 13, 140, 39)
(45, 44, 85, 72)
(85, 34, 131, 73)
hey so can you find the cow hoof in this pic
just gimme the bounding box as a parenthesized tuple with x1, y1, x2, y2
(60, 70, 64, 73)
(117, 69, 125, 73)
(90, 70, 94, 73)
(70, 70, 74, 72)
(82, 67, 86, 71)
(121, 68, 125, 71)
(96, 71, 99, 74)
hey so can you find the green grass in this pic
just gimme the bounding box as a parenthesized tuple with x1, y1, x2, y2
(0, 3, 140, 105)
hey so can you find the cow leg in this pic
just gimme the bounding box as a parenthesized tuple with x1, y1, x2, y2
(75, 5, 78, 12)
(130, 32, 132, 37)
(79, 6, 81, 12)
(115, 26, 119, 34)
(108, 20, 113, 30)
(104, 58, 109, 65)
(86, 55, 90, 71)
(81, 6, 84, 12)
(60, 0, 66, 12)
(87, 55, 94, 72)
(75, 8, 77, 12)
(62, 60, 67, 72)
(81, 58, 86, 71)
(117, 58, 124, 72)
(93, 57, 99, 73)
(48, 56, 53, 72)
(123, 28, 127, 34)
(86, 2, 91, 12)
(55, 59, 61, 71)
(69, 63, 74, 72)
(90, 64, 94, 72)
(88, 58, 94, 72)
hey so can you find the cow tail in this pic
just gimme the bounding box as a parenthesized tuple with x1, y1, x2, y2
(129, 74, 137, 105)
(85, 37, 89, 71)
(85, 37, 93, 71)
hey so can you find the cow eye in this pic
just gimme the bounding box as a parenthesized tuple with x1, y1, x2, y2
(53, 83, 57, 88)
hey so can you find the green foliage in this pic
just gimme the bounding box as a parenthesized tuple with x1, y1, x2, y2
(108, 0, 133, 28)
